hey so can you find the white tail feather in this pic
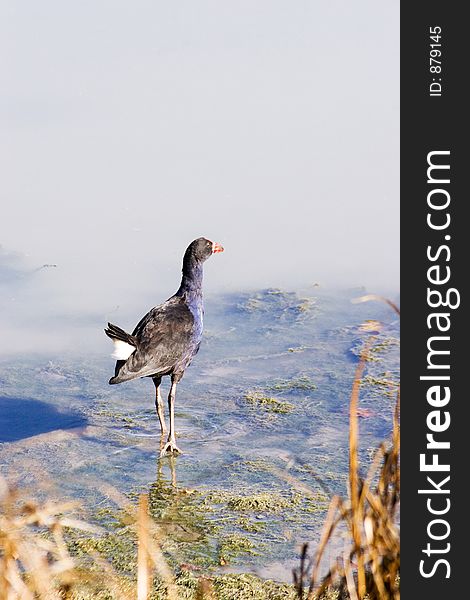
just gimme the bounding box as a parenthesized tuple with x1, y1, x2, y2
(112, 340, 136, 360)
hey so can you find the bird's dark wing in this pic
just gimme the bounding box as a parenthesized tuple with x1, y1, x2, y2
(110, 296, 195, 383)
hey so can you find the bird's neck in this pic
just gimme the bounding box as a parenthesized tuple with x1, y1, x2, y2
(176, 259, 204, 304)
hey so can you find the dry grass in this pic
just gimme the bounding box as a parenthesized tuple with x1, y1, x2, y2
(0, 478, 179, 600)
(0, 477, 99, 599)
(294, 297, 400, 600)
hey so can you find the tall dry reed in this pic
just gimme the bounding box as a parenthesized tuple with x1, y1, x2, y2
(294, 297, 400, 600)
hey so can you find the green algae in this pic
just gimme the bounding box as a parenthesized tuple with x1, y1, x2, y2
(93, 406, 137, 427)
(146, 475, 218, 567)
(267, 375, 317, 393)
(228, 492, 301, 512)
(362, 373, 397, 388)
(361, 373, 399, 399)
(244, 391, 294, 414)
(369, 337, 400, 355)
(64, 456, 332, 585)
(352, 335, 400, 363)
(64, 482, 315, 598)
(174, 572, 338, 600)
(218, 533, 259, 564)
(67, 468, 325, 576)
(205, 490, 302, 513)
(67, 475, 217, 575)
(304, 493, 330, 513)
(236, 288, 316, 318)
(229, 459, 272, 473)
(68, 569, 341, 600)
(67, 530, 136, 575)
(237, 517, 267, 533)
(211, 573, 299, 600)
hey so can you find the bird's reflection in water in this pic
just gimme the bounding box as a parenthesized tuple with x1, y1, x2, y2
(156, 436, 177, 488)
(147, 445, 207, 547)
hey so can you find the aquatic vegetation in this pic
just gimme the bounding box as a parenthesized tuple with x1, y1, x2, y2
(204, 489, 302, 514)
(211, 573, 300, 599)
(0, 474, 334, 599)
(236, 289, 316, 319)
(227, 459, 272, 473)
(68, 530, 136, 575)
(237, 516, 267, 533)
(362, 373, 398, 388)
(351, 335, 400, 363)
(153, 571, 340, 600)
(369, 337, 400, 356)
(361, 373, 399, 399)
(244, 391, 295, 414)
(228, 491, 302, 513)
(153, 571, 303, 600)
(303, 494, 330, 513)
(218, 534, 258, 564)
(267, 375, 317, 393)
(64, 480, 324, 593)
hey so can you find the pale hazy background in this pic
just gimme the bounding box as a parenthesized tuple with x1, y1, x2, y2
(0, 1, 399, 353)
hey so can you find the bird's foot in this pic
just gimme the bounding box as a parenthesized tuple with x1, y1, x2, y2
(160, 438, 182, 457)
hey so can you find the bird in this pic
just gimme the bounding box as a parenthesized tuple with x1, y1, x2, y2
(105, 237, 224, 456)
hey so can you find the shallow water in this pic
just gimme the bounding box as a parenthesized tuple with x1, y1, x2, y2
(0, 286, 399, 582)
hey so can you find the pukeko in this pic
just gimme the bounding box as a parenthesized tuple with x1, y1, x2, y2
(105, 237, 224, 455)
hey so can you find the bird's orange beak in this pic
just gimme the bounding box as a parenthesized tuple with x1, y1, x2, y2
(212, 242, 224, 254)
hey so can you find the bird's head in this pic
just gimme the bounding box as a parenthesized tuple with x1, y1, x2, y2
(185, 237, 224, 264)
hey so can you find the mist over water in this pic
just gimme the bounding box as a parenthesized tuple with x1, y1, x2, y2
(1, 0, 398, 335)
(0, 241, 399, 357)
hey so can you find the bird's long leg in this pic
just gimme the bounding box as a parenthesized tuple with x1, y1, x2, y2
(160, 375, 182, 456)
(168, 380, 176, 442)
(153, 377, 167, 434)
